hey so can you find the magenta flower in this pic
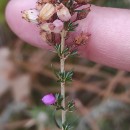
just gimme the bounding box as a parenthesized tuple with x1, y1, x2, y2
(42, 94, 56, 105)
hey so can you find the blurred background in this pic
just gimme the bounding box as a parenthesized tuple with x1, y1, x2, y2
(1, 0, 130, 130)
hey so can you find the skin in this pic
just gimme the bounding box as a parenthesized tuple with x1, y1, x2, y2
(5, 0, 130, 71)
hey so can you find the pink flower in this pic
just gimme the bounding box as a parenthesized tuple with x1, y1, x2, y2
(56, 3, 71, 22)
(42, 94, 56, 105)
(41, 19, 63, 33)
(52, 19, 64, 33)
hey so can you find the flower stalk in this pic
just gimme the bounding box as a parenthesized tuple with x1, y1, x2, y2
(60, 29, 66, 128)
(22, 0, 91, 129)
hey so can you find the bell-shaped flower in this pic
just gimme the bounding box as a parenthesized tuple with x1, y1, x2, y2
(53, 19, 64, 33)
(42, 94, 56, 105)
(56, 3, 71, 22)
(39, 3, 55, 21)
(41, 19, 63, 33)
(22, 9, 39, 23)
(52, 19, 64, 33)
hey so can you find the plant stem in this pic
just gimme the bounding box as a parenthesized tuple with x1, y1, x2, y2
(60, 29, 66, 130)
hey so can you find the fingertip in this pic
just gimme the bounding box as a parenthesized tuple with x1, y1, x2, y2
(78, 6, 130, 71)
(5, 0, 49, 48)
(5, 0, 130, 71)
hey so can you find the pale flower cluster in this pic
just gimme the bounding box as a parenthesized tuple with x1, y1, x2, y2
(22, 2, 72, 35)
(22, 0, 91, 44)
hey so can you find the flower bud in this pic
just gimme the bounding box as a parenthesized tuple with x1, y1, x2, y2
(56, 3, 71, 22)
(42, 94, 56, 105)
(39, 3, 55, 21)
(22, 9, 39, 23)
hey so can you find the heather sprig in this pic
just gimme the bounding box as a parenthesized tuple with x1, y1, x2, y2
(22, 0, 91, 129)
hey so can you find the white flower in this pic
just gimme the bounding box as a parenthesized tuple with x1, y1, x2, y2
(39, 3, 55, 21)
(56, 3, 71, 22)
(22, 9, 39, 23)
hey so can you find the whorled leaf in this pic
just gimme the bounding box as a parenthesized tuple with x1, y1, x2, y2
(67, 100, 75, 112)
(55, 71, 73, 82)
(62, 122, 73, 130)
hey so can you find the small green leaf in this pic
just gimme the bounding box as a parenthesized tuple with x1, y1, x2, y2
(66, 0, 74, 9)
(54, 70, 73, 83)
(55, 44, 61, 56)
(53, 110, 62, 129)
(67, 22, 79, 32)
(55, 93, 63, 106)
(62, 122, 73, 130)
(67, 100, 75, 112)
(65, 71, 73, 82)
(74, 9, 86, 12)
(70, 50, 78, 56)
(62, 47, 69, 55)
(55, 93, 66, 110)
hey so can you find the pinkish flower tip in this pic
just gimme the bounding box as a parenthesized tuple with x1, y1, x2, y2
(56, 3, 71, 22)
(40, 19, 63, 33)
(42, 94, 56, 105)
(52, 19, 64, 33)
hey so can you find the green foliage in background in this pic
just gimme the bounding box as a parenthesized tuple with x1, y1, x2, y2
(0, 0, 8, 23)
(93, 0, 130, 8)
